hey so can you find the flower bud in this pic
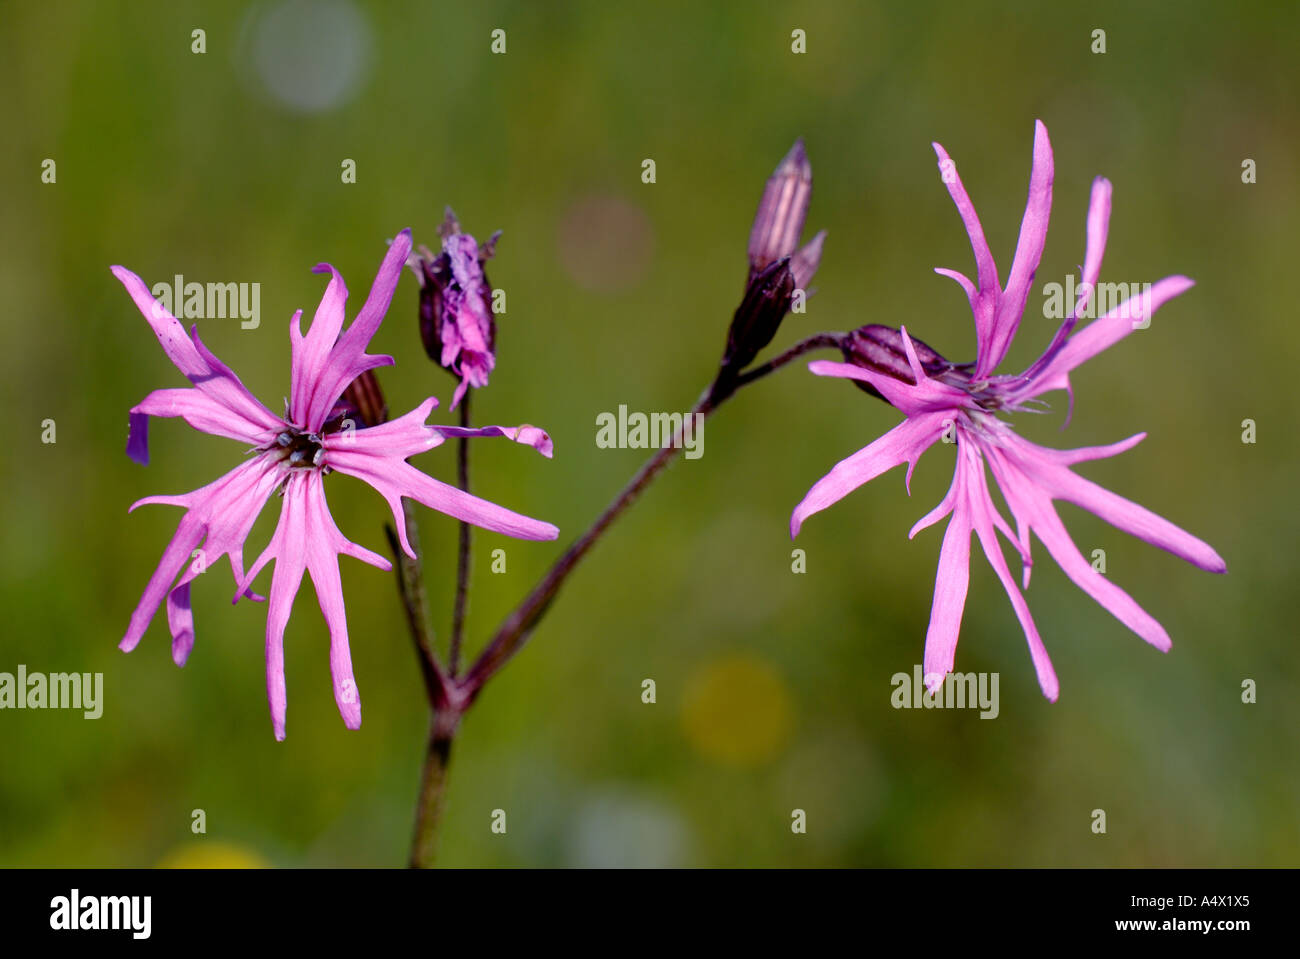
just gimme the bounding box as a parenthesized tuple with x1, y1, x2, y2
(789, 228, 826, 292)
(720, 257, 796, 379)
(747, 139, 827, 291)
(713, 141, 828, 394)
(748, 140, 811, 278)
(411, 208, 500, 409)
(841, 324, 970, 399)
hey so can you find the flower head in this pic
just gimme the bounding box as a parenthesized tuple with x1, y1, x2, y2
(791, 121, 1225, 699)
(410, 209, 500, 409)
(116, 230, 557, 739)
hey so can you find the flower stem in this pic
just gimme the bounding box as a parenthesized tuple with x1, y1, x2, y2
(461, 331, 843, 697)
(449, 393, 472, 675)
(385, 503, 444, 705)
(731, 332, 843, 391)
(397, 330, 841, 864)
(408, 700, 463, 868)
(385, 502, 460, 868)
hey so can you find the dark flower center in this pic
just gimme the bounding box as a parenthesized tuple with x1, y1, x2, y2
(274, 428, 325, 469)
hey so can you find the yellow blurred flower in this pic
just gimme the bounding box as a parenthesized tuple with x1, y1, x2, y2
(157, 841, 267, 869)
(680, 654, 793, 766)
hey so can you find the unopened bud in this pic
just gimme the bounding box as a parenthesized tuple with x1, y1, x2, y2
(748, 140, 813, 283)
(712, 140, 827, 395)
(720, 258, 797, 379)
(790, 228, 826, 292)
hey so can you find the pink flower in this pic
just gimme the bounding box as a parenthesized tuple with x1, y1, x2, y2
(791, 121, 1225, 700)
(411, 211, 499, 409)
(115, 230, 558, 739)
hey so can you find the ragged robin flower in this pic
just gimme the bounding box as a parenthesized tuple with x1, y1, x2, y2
(116, 230, 557, 739)
(791, 121, 1225, 699)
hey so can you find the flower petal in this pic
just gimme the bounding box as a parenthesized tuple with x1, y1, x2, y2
(1031, 497, 1172, 652)
(113, 267, 282, 459)
(1025, 275, 1195, 399)
(932, 139, 1001, 359)
(237, 470, 390, 740)
(985, 444, 1174, 652)
(984, 120, 1054, 376)
(1034, 431, 1146, 466)
(301, 475, 363, 731)
(908, 476, 958, 540)
(1076, 177, 1112, 317)
(934, 267, 978, 315)
(122, 458, 281, 654)
(121, 520, 205, 654)
(299, 231, 413, 432)
(961, 444, 1058, 700)
(1009, 436, 1226, 573)
(973, 516, 1058, 701)
(322, 397, 445, 461)
(327, 449, 559, 546)
(290, 260, 348, 426)
(131, 387, 279, 449)
(806, 359, 968, 417)
(320, 398, 558, 553)
(433, 423, 554, 458)
(126, 411, 151, 466)
(166, 581, 195, 667)
(791, 410, 950, 537)
(922, 501, 971, 691)
(253, 475, 309, 741)
(450, 377, 470, 410)
(791, 229, 827, 291)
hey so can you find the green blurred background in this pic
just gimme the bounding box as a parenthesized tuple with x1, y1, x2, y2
(1, 0, 1296, 867)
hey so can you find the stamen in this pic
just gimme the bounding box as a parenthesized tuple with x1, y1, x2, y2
(999, 315, 1078, 390)
(268, 426, 326, 471)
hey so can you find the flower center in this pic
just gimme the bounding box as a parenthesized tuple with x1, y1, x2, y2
(273, 428, 325, 470)
(957, 408, 1019, 450)
(968, 384, 1006, 411)
(938, 372, 1008, 412)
